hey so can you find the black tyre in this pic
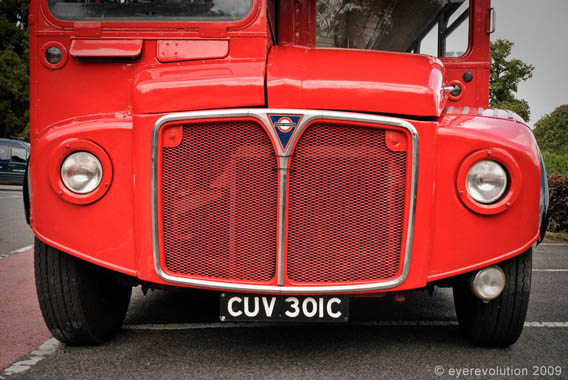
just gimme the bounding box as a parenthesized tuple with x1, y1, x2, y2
(453, 248, 532, 347)
(34, 238, 132, 345)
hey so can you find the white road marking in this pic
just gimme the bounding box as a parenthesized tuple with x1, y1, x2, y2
(533, 269, 568, 272)
(9, 245, 33, 254)
(0, 245, 34, 259)
(123, 321, 568, 330)
(524, 322, 568, 327)
(1, 245, 34, 259)
(0, 338, 60, 378)
(0, 196, 22, 199)
(538, 243, 566, 246)
(1, 320, 566, 377)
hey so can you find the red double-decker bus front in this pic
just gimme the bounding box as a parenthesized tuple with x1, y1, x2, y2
(27, 0, 548, 347)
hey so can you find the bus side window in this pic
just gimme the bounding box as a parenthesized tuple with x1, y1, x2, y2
(443, 2, 470, 57)
(420, 24, 438, 57)
(411, 1, 469, 57)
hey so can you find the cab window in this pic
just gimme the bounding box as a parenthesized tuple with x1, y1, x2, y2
(315, 0, 470, 57)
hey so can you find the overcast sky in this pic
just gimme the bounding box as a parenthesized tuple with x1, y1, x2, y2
(492, 0, 568, 125)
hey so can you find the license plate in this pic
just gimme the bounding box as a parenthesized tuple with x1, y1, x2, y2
(220, 293, 349, 322)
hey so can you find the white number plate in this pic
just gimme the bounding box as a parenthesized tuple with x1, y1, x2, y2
(220, 294, 349, 322)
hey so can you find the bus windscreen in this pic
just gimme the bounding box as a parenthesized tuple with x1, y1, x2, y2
(48, 0, 253, 22)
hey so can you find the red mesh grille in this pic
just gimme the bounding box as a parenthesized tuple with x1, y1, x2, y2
(287, 123, 407, 283)
(160, 121, 278, 282)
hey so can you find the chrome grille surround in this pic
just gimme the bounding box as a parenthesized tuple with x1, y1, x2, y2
(152, 109, 418, 293)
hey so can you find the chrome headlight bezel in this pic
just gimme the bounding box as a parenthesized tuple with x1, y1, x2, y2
(48, 139, 113, 205)
(457, 149, 521, 215)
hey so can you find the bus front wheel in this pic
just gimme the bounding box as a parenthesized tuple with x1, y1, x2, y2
(453, 248, 532, 347)
(34, 238, 132, 345)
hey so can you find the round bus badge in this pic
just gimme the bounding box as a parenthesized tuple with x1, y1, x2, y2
(274, 117, 295, 133)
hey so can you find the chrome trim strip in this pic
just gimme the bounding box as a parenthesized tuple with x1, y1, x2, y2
(152, 109, 419, 294)
(276, 155, 289, 286)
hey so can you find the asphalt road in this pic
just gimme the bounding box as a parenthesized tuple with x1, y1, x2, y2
(0, 186, 33, 258)
(0, 191, 567, 379)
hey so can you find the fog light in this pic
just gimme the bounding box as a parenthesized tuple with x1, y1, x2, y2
(470, 266, 506, 302)
(60, 151, 103, 194)
(466, 160, 508, 204)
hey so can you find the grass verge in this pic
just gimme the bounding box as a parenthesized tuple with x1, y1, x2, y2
(545, 231, 568, 243)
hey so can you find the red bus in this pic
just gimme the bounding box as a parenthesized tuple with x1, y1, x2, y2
(27, 0, 548, 347)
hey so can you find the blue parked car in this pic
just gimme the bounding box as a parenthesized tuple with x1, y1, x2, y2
(0, 138, 30, 185)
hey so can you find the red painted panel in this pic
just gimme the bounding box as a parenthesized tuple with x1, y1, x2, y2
(30, 115, 138, 276)
(69, 39, 143, 58)
(132, 60, 266, 114)
(29, 0, 270, 133)
(267, 45, 446, 117)
(428, 114, 541, 281)
(440, 0, 491, 108)
(156, 40, 229, 63)
(277, 0, 315, 47)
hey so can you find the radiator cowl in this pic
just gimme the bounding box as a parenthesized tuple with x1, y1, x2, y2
(152, 109, 418, 293)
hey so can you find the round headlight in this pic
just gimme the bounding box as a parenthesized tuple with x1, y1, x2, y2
(60, 151, 103, 194)
(465, 160, 508, 204)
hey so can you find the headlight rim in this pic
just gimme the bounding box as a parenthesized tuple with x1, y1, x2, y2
(457, 149, 521, 215)
(49, 139, 113, 205)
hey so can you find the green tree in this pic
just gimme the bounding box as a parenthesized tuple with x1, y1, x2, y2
(0, 0, 29, 140)
(490, 39, 534, 122)
(534, 105, 568, 154)
(533, 105, 568, 174)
